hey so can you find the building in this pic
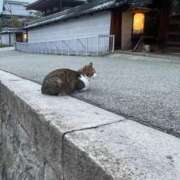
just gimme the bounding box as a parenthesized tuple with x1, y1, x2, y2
(16, 0, 180, 55)
(0, 0, 34, 23)
(0, 27, 27, 46)
(0, 0, 35, 46)
(26, 0, 86, 16)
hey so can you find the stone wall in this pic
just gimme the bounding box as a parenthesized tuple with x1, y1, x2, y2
(0, 80, 63, 180)
(0, 70, 122, 180)
(0, 70, 180, 180)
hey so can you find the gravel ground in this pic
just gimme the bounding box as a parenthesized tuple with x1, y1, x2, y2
(0, 50, 180, 137)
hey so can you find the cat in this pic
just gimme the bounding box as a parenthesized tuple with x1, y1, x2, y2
(41, 62, 96, 96)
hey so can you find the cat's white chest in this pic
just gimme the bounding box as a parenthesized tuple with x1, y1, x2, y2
(79, 75, 90, 91)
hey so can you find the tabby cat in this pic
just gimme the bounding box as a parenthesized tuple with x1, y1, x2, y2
(41, 62, 96, 96)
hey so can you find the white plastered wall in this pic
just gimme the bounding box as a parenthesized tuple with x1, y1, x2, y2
(28, 11, 111, 43)
(0, 33, 15, 46)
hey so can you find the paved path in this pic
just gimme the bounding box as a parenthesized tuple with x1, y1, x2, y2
(0, 47, 14, 51)
(0, 50, 180, 137)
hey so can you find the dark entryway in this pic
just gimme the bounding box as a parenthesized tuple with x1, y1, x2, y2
(16, 33, 24, 42)
(111, 9, 122, 50)
(153, 0, 180, 51)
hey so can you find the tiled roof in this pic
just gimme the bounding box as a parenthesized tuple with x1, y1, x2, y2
(128, 0, 152, 6)
(27, 0, 87, 10)
(26, 0, 152, 29)
(0, 27, 25, 34)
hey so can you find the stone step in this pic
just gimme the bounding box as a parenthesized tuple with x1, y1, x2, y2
(0, 70, 180, 180)
(169, 20, 180, 25)
(167, 41, 180, 47)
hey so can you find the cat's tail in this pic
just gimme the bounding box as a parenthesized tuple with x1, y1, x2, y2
(41, 77, 62, 96)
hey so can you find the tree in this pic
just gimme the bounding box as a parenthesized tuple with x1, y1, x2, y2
(10, 16, 23, 27)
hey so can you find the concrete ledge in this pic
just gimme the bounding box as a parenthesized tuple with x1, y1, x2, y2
(64, 121, 180, 180)
(0, 70, 180, 180)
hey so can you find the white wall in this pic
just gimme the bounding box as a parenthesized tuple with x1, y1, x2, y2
(28, 11, 111, 43)
(1, 34, 9, 45)
(121, 11, 133, 50)
(0, 33, 15, 46)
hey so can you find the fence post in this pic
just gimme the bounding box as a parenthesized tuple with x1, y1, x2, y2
(86, 38, 88, 56)
(68, 43, 70, 56)
(97, 35, 99, 56)
(112, 35, 115, 53)
(14, 35, 114, 56)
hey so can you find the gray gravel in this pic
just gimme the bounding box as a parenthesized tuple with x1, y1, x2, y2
(0, 50, 180, 137)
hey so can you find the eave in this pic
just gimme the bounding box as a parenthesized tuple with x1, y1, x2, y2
(26, 0, 153, 29)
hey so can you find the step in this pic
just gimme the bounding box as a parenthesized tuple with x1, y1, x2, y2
(166, 47, 180, 52)
(167, 41, 180, 46)
(169, 14, 180, 21)
(168, 27, 180, 33)
(169, 20, 180, 25)
(168, 32, 180, 36)
(1, 70, 180, 180)
(168, 34, 180, 42)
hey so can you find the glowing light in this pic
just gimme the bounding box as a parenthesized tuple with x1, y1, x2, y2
(133, 13, 145, 34)
(23, 33, 27, 41)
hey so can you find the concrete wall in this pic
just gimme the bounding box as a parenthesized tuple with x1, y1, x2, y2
(1, 70, 180, 180)
(0, 34, 10, 45)
(0, 33, 15, 46)
(28, 11, 111, 43)
(121, 10, 133, 50)
(22, 11, 112, 55)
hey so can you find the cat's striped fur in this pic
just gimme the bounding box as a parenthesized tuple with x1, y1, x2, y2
(41, 63, 96, 96)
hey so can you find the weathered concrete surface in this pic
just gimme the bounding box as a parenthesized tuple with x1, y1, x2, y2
(0, 50, 180, 137)
(0, 70, 122, 180)
(0, 47, 14, 52)
(0, 70, 180, 180)
(64, 121, 180, 180)
(0, 79, 63, 180)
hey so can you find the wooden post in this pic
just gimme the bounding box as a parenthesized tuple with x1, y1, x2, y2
(158, 8, 169, 46)
(110, 10, 122, 50)
(59, 0, 62, 11)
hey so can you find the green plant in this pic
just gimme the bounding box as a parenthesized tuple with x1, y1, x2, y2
(0, 44, 8, 48)
(10, 16, 22, 27)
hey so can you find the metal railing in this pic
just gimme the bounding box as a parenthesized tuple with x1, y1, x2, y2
(15, 34, 115, 56)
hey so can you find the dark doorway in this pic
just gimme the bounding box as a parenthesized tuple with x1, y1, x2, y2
(16, 33, 23, 42)
(111, 10, 122, 50)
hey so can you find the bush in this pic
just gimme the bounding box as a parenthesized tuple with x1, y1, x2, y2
(0, 44, 9, 48)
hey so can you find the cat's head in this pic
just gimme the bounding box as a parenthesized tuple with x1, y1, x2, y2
(79, 62, 96, 78)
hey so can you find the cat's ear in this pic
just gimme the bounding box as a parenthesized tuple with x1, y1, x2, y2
(89, 62, 93, 67)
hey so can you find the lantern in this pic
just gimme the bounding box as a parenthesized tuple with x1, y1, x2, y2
(23, 33, 27, 42)
(133, 13, 145, 34)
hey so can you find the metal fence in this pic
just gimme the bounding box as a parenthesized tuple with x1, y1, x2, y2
(15, 34, 115, 56)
